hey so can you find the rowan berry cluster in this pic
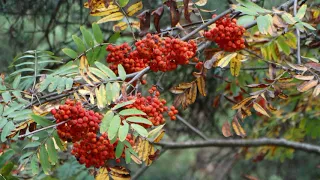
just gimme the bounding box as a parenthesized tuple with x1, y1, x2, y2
(51, 99, 103, 142)
(204, 14, 246, 52)
(106, 34, 197, 73)
(71, 132, 134, 168)
(124, 86, 179, 126)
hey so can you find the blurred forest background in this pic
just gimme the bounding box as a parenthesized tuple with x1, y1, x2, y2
(1, 0, 320, 179)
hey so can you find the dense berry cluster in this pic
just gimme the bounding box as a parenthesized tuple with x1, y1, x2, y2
(106, 34, 197, 73)
(71, 132, 134, 168)
(124, 86, 179, 126)
(51, 99, 103, 142)
(204, 14, 246, 52)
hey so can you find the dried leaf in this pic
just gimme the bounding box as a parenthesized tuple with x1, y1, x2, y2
(217, 53, 237, 68)
(113, 21, 128, 32)
(196, 76, 206, 96)
(294, 75, 315, 81)
(97, 12, 124, 24)
(305, 62, 320, 72)
(133, 137, 155, 166)
(189, 82, 197, 104)
(126, 1, 143, 16)
(164, 0, 180, 27)
(285, 61, 307, 72)
(232, 97, 254, 110)
(137, 10, 151, 36)
(312, 84, 320, 97)
(272, 15, 287, 28)
(204, 51, 224, 69)
(195, 0, 207, 6)
(170, 87, 185, 94)
(246, 84, 269, 88)
(278, 92, 288, 99)
(297, 79, 318, 92)
(232, 117, 246, 137)
(253, 102, 270, 117)
(151, 6, 164, 33)
(222, 121, 232, 137)
(183, 0, 192, 23)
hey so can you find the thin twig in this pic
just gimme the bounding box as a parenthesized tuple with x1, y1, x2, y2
(156, 138, 320, 154)
(18, 120, 69, 138)
(176, 115, 208, 140)
(294, 0, 301, 64)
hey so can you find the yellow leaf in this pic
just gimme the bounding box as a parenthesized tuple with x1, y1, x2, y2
(195, 0, 207, 6)
(97, 12, 124, 24)
(217, 52, 237, 68)
(297, 79, 318, 92)
(95, 168, 109, 180)
(126, 1, 143, 16)
(130, 21, 140, 30)
(188, 82, 197, 104)
(232, 97, 254, 110)
(113, 21, 128, 32)
(196, 76, 206, 96)
(230, 58, 241, 77)
(177, 82, 193, 89)
(312, 84, 320, 97)
(253, 102, 270, 117)
(96, 166, 130, 180)
(153, 130, 165, 143)
(232, 117, 246, 137)
(133, 137, 156, 166)
(222, 121, 232, 137)
(294, 75, 314, 81)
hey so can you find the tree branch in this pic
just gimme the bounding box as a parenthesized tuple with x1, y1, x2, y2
(176, 115, 209, 140)
(156, 138, 320, 154)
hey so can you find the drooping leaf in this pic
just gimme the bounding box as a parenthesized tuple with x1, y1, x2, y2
(257, 15, 272, 35)
(2, 91, 11, 103)
(112, 99, 135, 110)
(232, 96, 254, 110)
(72, 35, 86, 53)
(100, 111, 115, 133)
(46, 138, 58, 164)
(312, 84, 320, 97)
(0, 149, 15, 167)
(148, 124, 165, 138)
(1, 162, 14, 176)
(95, 61, 117, 78)
(137, 10, 151, 36)
(12, 74, 21, 89)
(126, 1, 143, 16)
(222, 121, 232, 137)
(253, 102, 270, 117)
(118, 64, 126, 80)
(62, 48, 78, 59)
(230, 58, 241, 77)
(30, 155, 39, 175)
(80, 26, 94, 47)
(125, 149, 131, 164)
(183, 0, 191, 23)
(116, 142, 125, 159)
(217, 53, 237, 68)
(31, 114, 54, 127)
(92, 23, 104, 43)
(276, 36, 291, 55)
(281, 12, 296, 25)
(23, 141, 41, 149)
(196, 76, 206, 96)
(237, 15, 255, 26)
(39, 146, 51, 175)
(294, 75, 314, 80)
(1, 121, 14, 142)
(232, 117, 246, 137)
(151, 6, 164, 33)
(119, 121, 129, 142)
(131, 124, 148, 137)
(164, 0, 180, 27)
(113, 21, 128, 32)
(97, 12, 124, 24)
(108, 115, 121, 140)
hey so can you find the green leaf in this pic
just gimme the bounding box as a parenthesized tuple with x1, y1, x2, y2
(53, 132, 65, 151)
(119, 0, 129, 7)
(31, 155, 39, 175)
(48, 77, 60, 93)
(107, 32, 121, 43)
(89, 67, 109, 80)
(131, 124, 148, 137)
(92, 23, 104, 43)
(257, 15, 271, 34)
(115, 141, 124, 159)
(10, 68, 34, 76)
(80, 26, 94, 47)
(65, 78, 73, 90)
(31, 114, 54, 127)
(112, 99, 135, 110)
(3, 104, 24, 116)
(125, 149, 131, 164)
(236, 0, 270, 13)
(118, 121, 129, 142)
(12, 74, 21, 89)
(39, 146, 51, 175)
(95, 61, 117, 78)
(23, 141, 41, 149)
(281, 13, 297, 25)
(0, 118, 8, 129)
(2, 91, 11, 103)
(295, 22, 306, 32)
(301, 22, 316, 30)
(217, 53, 237, 68)
(19, 151, 34, 162)
(119, 108, 146, 116)
(296, 4, 307, 19)
(107, 115, 121, 140)
(118, 64, 126, 80)
(276, 36, 291, 55)
(0, 162, 14, 176)
(148, 124, 165, 138)
(46, 138, 58, 164)
(112, 82, 120, 101)
(106, 82, 113, 103)
(126, 116, 152, 125)
(237, 15, 255, 26)
(62, 48, 78, 59)
(56, 77, 66, 94)
(39, 75, 53, 92)
(0, 149, 15, 167)
(1, 121, 14, 142)
(100, 111, 114, 133)
(72, 35, 86, 53)
(234, 6, 258, 16)
(0, 79, 5, 91)
(0, 104, 3, 116)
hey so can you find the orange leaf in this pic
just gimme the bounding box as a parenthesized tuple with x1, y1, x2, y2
(297, 79, 318, 92)
(232, 117, 246, 137)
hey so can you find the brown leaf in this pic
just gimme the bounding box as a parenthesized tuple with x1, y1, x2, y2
(173, 93, 184, 107)
(240, 107, 252, 119)
(196, 76, 206, 96)
(222, 121, 232, 137)
(133, 137, 155, 166)
(212, 94, 221, 107)
(137, 10, 151, 37)
(278, 92, 288, 99)
(267, 102, 277, 111)
(297, 79, 318, 92)
(183, 0, 192, 23)
(305, 62, 320, 72)
(294, 75, 315, 80)
(278, 77, 293, 83)
(232, 97, 254, 110)
(204, 51, 224, 69)
(170, 87, 185, 94)
(113, 21, 128, 32)
(313, 84, 320, 97)
(177, 82, 193, 89)
(273, 14, 287, 28)
(232, 117, 246, 137)
(285, 61, 307, 72)
(188, 82, 197, 104)
(151, 6, 164, 33)
(253, 102, 270, 117)
(164, 0, 180, 27)
(148, 149, 160, 161)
